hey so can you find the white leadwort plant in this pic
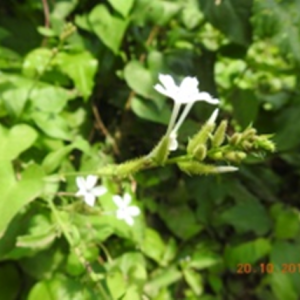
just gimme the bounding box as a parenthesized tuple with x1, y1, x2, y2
(154, 74, 219, 150)
(113, 193, 141, 226)
(76, 175, 107, 207)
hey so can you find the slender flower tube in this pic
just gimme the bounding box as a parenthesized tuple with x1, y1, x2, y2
(154, 74, 219, 150)
(76, 175, 107, 207)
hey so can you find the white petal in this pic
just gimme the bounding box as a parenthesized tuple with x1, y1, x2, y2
(76, 176, 86, 190)
(84, 193, 96, 206)
(154, 84, 172, 98)
(92, 186, 107, 197)
(158, 74, 177, 91)
(180, 77, 199, 93)
(123, 193, 132, 206)
(124, 215, 134, 226)
(86, 175, 98, 189)
(113, 195, 125, 208)
(128, 206, 140, 216)
(116, 208, 127, 220)
(196, 92, 219, 104)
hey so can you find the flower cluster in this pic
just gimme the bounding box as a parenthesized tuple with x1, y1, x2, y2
(75, 176, 140, 226)
(154, 74, 219, 151)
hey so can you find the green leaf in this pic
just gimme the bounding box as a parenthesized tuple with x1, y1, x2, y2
(30, 86, 74, 113)
(106, 270, 126, 299)
(42, 138, 90, 173)
(221, 198, 271, 235)
(28, 274, 97, 300)
(124, 60, 164, 105)
(89, 4, 128, 54)
(158, 204, 203, 240)
(23, 48, 53, 77)
(0, 83, 29, 117)
(140, 228, 166, 264)
(224, 238, 271, 270)
(57, 52, 98, 99)
(108, 0, 134, 17)
(132, 96, 169, 124)
(232, 89, 259, 128)
(31, 111, 71, 140)
(145, 266, 182, 293)
(270, 241, 300, 299)
(274, 208, 300, 239)
(274, 103, 300, 151)
(199, 0, 253, 46)
(0, 124, 37, 161)
(189, 248, 221, 270)
(15, 213, 56, 252)
(183, 268, 203, 296)
(0, 163, 45, 236)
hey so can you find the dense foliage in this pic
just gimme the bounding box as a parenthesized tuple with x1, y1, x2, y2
(0, 0, 299, 299)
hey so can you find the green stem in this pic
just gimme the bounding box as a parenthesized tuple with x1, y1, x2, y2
(47, 198, 111, 300)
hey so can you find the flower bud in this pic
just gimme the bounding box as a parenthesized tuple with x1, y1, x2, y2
(209, 151, 224, 160)
(225, 151, 246, 163)
(253, 135, 275, 152)
(187, 123, 215, 154)
(193, 144, 207, 161)
(242, 140, 253, 150)
(242, 128, 257, 140)
(178, 161, 238, 175)
(229, 133, 242, 146)
(212, 120, 227, 147)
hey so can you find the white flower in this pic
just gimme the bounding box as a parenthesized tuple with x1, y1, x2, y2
(154, 74, 219, 105)
(112, 193, 140, 226)
(76, 175, 107, 207)
(154, 74, 219, 151)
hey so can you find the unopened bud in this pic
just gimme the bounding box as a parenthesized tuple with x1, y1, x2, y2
(209, 151, 223, 160)
(212, 120, 227, 147)
(187, 123, 215, 154)
(242, 128, 257, 140)
(225, 151, 246, 163)
(193, 144, 207, 161)
(178, 161, 238, 175)
(229, 133, 242, 146)
(253, 135, 275, 152)
(242, 140, 253, 150)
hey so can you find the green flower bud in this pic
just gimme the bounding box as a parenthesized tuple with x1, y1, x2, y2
(242, 140, 253, 151)
(209, 151, 224, 160)
(253, 135, 275, 152)
(187, 123, 215, 154)
(242, 128, 257, 140)
(178, 161, 238, 176)
(225, 151, 246, 163)
(193, 144, 207, 161)
(212, 120, 227, 147)
(229, 133, 242, 146)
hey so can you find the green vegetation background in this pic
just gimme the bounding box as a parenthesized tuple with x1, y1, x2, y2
(0, 0, 300, 299)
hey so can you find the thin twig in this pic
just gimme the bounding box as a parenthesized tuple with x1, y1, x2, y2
(92, 103, 121, 156)
(41, 0, 50, 28)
